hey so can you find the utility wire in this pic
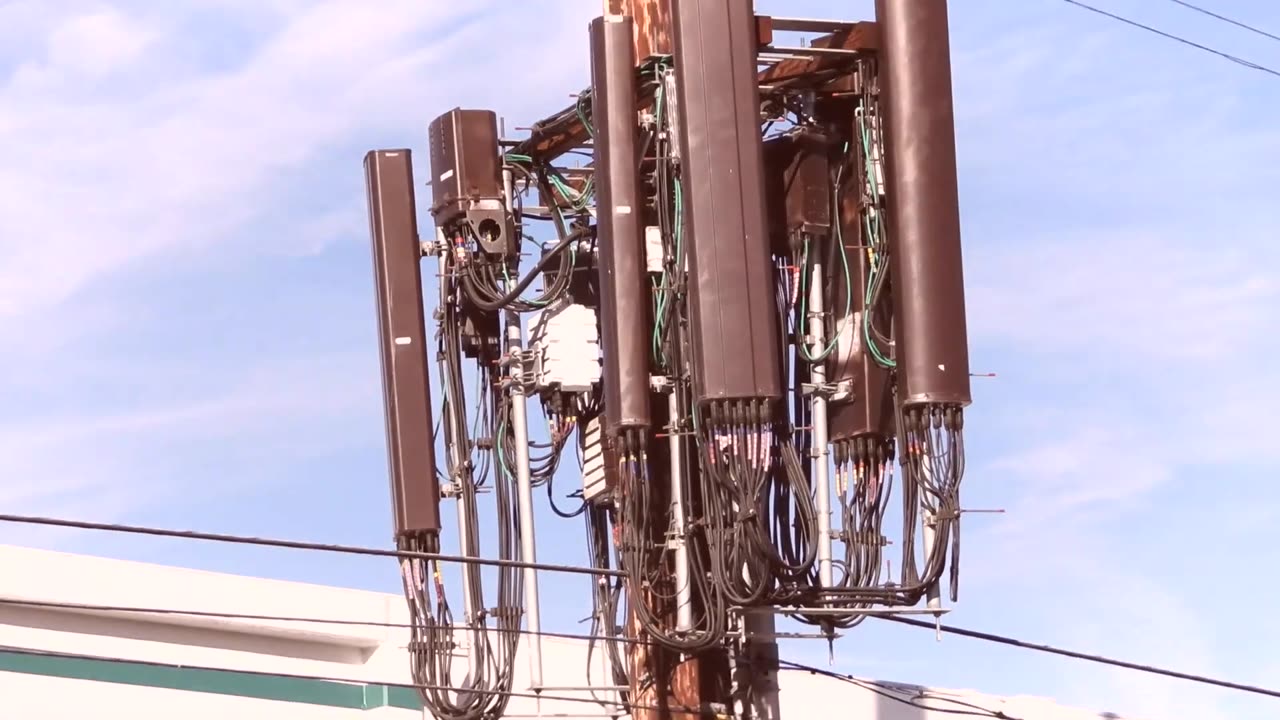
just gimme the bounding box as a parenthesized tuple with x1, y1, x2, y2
(0, 643, 704, 715)
(882, 615, 1280, 701)
(0, 512, 621, 579)
(8, 512, 1280, 701)
(779, 660, 1017, 719)
(1059, 0, 1280, 78)
(1162, 0, 1280, 44)
(9, 594, 1280, 704)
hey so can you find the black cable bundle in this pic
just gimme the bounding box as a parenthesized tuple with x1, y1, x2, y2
(615, 428, 725, 652)
(583, 503, 630, 708)
(696, 399, 818, 608)
(899, 404, 964, 602)
(458, 223, 584, 314)
(837, 437, 895, 591)
(398, 246, 524, 720)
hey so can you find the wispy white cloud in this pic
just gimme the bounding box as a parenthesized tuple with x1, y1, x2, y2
(0, 349, 375, 517)
(38, 8, 157, 78)
(0, 0, 596, 528)
(0, 0, 595, 324)
(1053, 573, 1229, 720)
(0, 2, 446, 319)
(942, 4, 1280, 719)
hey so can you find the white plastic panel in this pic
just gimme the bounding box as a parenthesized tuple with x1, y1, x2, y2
(580, 415, 609, 503)
(527, 302, 602, 393)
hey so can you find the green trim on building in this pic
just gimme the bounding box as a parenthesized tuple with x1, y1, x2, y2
(0, 651, 423, 711)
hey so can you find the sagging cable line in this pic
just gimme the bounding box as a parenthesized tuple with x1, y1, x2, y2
(0, 512, 623, 579)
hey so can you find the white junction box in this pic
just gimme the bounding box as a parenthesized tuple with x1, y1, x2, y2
(527, 302, 602, 393)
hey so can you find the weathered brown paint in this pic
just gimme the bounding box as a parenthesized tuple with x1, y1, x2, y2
(672, 0, 783, 404)
(508, 84, 657, 164)
(758, 22, 879, 88)
(508, 0, 670, 164)
(535, 167, 593, 211)
(515, 3, 803, 163)
(875, 0, 971, 406)
(607, 0, 672, 63)
(755, 14, 774, 47)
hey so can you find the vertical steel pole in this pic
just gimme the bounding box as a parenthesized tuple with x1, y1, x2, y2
(809, 260, 834, 588)
(504, 167, 544, 690)
(921, 449, 942, 611)
(667, 388, 693, 631)
(437, 245, 482, 671)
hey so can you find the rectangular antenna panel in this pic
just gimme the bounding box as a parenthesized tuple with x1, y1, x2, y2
(672, 0, 783, 403)
(364, 149, 442, 537)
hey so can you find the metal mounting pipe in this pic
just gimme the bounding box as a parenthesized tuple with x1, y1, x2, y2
(508, 312, 544, 690)
(809, 260, 834, 588)
(768, 16, 865, 33)
(505, 167, 544, 691)
(777, 605, 949, 617)
(762, 44, 865, 57)
(921, 450, 942, 611)
(437, 246, 482, 674)
(666, 386, 693, 632)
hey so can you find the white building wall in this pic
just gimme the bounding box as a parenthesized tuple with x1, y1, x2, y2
(0, 545, 1136, 719)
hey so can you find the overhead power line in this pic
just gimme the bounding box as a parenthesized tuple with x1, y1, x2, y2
(1059, 0, 1280, 78)
(1162, 0, 1280, 44)
(0, 512, 621, 579)
(882, 615, 1280, 701)
(780, 660, 1017, 719)
(5, 511, 1280, 702)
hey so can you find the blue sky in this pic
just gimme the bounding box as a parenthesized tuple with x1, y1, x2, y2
(2, 0, 1279, 718)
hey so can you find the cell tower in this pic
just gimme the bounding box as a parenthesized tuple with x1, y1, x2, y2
(362, 1, 974, 717)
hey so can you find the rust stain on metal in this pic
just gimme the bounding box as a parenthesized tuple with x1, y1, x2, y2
(517, 118, 591, 162)
(605, 0, 672, 62)
(626, 596, 714, 719)
(670, 655, 702, 720)
(758, 22, 879, 87)
(626, 602, 661, 720)
(537, 167, 593, 210)
(634, 0, 673, 62)
(510, 80, 658, 163)
(517, 13, 876, 165)
(755, 15, 774, 47)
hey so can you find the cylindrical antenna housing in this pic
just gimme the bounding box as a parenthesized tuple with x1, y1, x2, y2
(591, 15, 651, 432)
(876, 0, 972, 407)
